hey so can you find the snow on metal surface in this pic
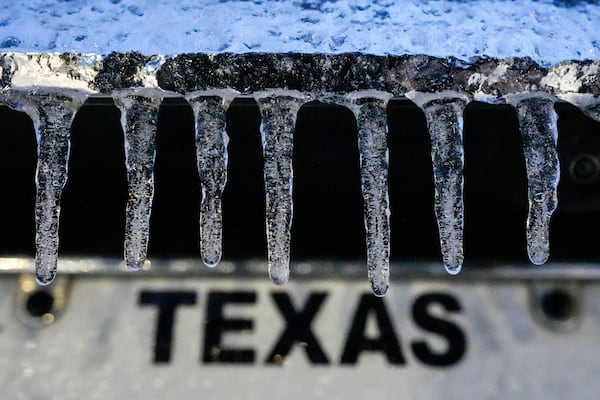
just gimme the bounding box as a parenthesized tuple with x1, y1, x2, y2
(1, 1, 599, 65)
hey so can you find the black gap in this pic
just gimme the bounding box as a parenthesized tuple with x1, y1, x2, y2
(0, 106, 36, 256)
(553, 102, 600, 262)
(222, 98, 266, 259)
(462, 101, 528, 263)
(291, 101, 365, 260)
(61, 98, 127, 256)
(149, 98, 199, 257)
(387, 99, 439, 262)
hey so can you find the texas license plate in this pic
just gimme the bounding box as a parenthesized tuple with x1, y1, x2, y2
(0, 260, 598, 399)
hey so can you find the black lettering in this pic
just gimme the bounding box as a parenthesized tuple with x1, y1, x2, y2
(340, 294, 405, 365)
(265, 292, 329, 364)
(411, 292, 466, 367)
(203, 291, 256, 364)
(139, 290, 197, 363)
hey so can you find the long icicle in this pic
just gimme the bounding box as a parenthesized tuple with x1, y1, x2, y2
(256, 94, 305, 285)
(514, 96, 560, 265)
(350, 97, 391, 297)
(188, 94, 232, 267)
(29, 95, 82, 285)
(115, 95, 161, 270)
(422, 99, 466, 275)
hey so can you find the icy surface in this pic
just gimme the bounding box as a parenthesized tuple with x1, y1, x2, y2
(421, 98, 466, 275)
(115, 94, 161, 270)
(514, 96, 560, 265)
(1, 1, 599, 66)
(257, 93, 305, 285)
(5, 53, 101, 91)
(543, 61, 600, 122)
(188, 93, 233, 268)
(350, 97, 391, 296)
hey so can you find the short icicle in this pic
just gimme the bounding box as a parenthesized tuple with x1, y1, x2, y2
(114, 94, 161, 270)
(350, 96, 391, 297)
(514, 96, 560, 265)
(421, 98, 467, 275)
(256, 93, 305, 285)
(187, 93, 234, 267)
(27, 94, 84, 285)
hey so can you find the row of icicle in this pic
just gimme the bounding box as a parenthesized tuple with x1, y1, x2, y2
(5, 89, 560, 296)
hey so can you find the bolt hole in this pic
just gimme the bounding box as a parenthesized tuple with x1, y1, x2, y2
(540, 289, 576, 322)
(569, 154, 600, 184)
(26, 290, 54, 318)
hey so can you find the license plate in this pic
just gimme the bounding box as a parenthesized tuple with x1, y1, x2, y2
(0, 260, 598, 399)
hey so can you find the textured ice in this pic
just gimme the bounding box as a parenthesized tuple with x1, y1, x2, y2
(3, 90, 86, 285)
(187, 91, 236, 268)
(0, 1, 599, 66)
(512, 95, 560, 265)
(115, 94, 161, 271)
(409, 94, 467, 275)
(257, 92, 306, 285)
(349, 96, 392, 296)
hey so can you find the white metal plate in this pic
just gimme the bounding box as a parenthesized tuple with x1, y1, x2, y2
(0, 274, 598, 399)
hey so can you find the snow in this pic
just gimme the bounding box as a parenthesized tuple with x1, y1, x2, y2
(0, 0, 598, 66)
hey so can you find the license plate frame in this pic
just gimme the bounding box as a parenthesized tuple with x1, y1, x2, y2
(0, 259, 598, 400)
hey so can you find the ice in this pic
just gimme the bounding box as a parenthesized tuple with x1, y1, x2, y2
(187, 93, 234, 268)
(513, 96, 560, 265)
(587, 105, 600, 123)
(421, 98, 467, 275)
(4, 92, 85, 285)
(1, 1, 599, 66)
(114, 94, 161, 270)
(349, 97, 391, 297)
(542, 61, 600, 123)
(33, 96, 82, 285)
(256, 93, 305, 285)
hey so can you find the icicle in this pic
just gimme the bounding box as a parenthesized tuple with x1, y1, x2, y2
(349, 97, 391, 297)
(114, 94, 161, 270)
(12, 93, 84, 285)
(421, 98, 467, 275)
(187, 92, 235, 267)
(584, 104, 600, 123)
(256, 93, 305, 285)
(514, 96, 560, 265)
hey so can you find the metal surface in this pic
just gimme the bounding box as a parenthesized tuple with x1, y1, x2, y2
(0, 261, 598, 399)
(1, 258, 600, 280)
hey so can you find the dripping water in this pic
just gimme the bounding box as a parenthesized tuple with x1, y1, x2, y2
(256, 93, 305, 285)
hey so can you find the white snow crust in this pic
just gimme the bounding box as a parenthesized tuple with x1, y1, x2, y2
(0, 0, 598, 66)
